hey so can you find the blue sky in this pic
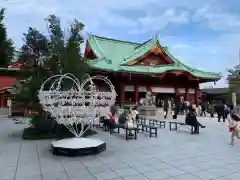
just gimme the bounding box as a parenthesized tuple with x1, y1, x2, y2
(1, 0, 240, 88)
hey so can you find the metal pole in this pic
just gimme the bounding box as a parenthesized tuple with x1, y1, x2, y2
(239, 46, 240, 65)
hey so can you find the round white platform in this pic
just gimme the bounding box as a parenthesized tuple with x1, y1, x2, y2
(51, 137, 106, 156)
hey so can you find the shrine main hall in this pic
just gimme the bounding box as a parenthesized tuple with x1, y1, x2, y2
(84, 35, 221, 105)
(0, 34, 221, 109)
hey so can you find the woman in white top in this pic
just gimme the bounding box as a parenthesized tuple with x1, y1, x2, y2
(127, 107, 139, 128)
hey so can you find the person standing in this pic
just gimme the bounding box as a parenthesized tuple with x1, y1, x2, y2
(185, 100, 190, 114)
(208, 103, 214, 118)
(173, 99, 180, 119)
(196, 104, 202, 116)
(216, 101, 225, 122)
(163, 98, 169, 119)
(200, 103, 207, 116)
(224, 104, 229, 119)
(228, 107, 240, 145)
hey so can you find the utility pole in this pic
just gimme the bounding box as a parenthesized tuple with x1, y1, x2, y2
(239, 46, 240, 65)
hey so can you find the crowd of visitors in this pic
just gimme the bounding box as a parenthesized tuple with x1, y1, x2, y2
(161, 97, 232, 122)
(99, 99, 240, 145)
(100, 106, 139, 136)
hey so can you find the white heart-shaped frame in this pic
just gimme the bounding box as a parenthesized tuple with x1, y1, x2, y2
(38, 73, 117, 137)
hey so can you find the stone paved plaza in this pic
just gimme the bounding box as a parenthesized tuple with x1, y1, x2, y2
(0, 115, 240, 180)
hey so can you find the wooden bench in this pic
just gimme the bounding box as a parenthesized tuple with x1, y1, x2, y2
(169, 121, 199, 134)
(110, 126, 138, 140)
(149, 119, 166, 128)
(140, 118, 147, 125)
(137, 122, 158, 137)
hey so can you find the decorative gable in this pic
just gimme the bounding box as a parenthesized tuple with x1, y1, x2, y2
(135, 53, 169, 66)
(126, 45, 174, 66)
(84, 42, 97, 59)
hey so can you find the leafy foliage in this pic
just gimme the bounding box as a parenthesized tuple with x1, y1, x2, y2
(227, 64, 240, 76)
(228, 64, 240, 105)
(23, 114, 97, 140)
(15, 15, 89, 111)
(14, 15, 90, 136)
(0, 8, 14, 67)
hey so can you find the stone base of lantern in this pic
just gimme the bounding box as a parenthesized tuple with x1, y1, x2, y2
(51, 137, 106, 157)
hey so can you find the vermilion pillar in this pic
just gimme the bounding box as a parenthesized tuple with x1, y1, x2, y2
(135, 85, 139, 104)
(175, 87, 178, 102)
(0, 94, 4, 108)
(195, 87, 200, 105)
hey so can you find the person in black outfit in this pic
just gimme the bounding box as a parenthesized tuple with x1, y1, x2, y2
(200, 103, 207, 116)
(173, 98, 180, 119)
(163, 99, 169, 119)
(216, 102, 225, 122)
(185, 108, 206, 133)
(208, 104, 214, 118)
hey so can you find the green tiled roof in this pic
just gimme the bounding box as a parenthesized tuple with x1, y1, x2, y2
(86, 34, 221, 79)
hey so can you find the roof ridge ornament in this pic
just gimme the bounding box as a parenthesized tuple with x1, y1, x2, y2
(153, 34, 159, 41)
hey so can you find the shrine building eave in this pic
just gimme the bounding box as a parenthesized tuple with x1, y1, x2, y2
(0, 67, 21, 71)
(85, 34, 221, 83)
(89, 63, 221, 83)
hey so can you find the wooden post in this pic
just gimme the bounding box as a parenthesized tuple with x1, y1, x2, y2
(135, 85, 139, 105)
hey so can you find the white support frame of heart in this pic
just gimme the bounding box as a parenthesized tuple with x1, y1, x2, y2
(38, 73, 117, 138)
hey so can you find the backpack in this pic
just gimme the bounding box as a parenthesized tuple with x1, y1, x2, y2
(185, 112, 194, 124)
(109, 115, 116, 121)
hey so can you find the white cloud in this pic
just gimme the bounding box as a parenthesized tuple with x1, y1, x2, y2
(172, 44, 189, 49)
(193, 5, 240, 31)
(161, 32, 240, 88)
(2, 0, 240, 89)
(128, 8, 190, 34)
(3, 0, 240, 35)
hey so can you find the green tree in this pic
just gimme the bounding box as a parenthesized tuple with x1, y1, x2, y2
(228, 64, 240, 105)
(14, 15, 90, 134)
(0, 8, 14, 67)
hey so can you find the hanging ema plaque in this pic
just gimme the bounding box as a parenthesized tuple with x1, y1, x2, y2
(4, 95, 15, 100)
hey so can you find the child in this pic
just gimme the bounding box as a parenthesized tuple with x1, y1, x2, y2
(228, 108, 240, 145)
